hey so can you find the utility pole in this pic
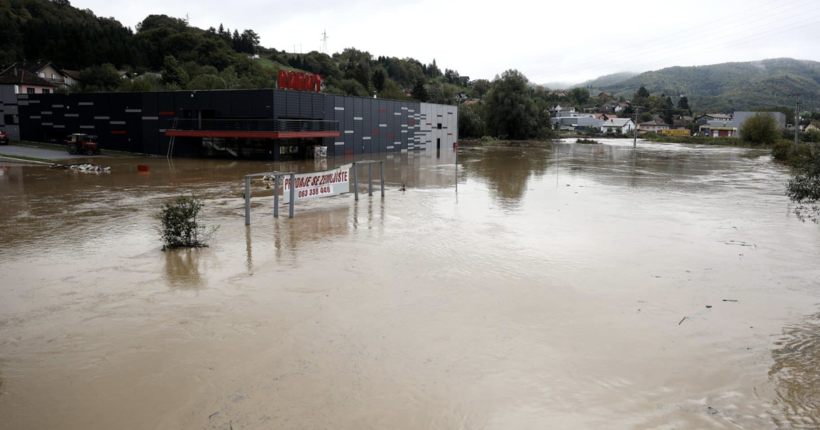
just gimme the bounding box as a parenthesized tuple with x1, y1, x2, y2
(791, 93, 802, 148)
(320, 30, 329, 54)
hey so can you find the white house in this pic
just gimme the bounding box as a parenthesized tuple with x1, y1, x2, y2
(600, 118, 635, 134)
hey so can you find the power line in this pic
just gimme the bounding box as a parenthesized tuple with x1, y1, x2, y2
(320, 30, 329, 54)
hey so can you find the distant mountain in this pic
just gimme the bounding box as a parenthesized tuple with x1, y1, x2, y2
(600, 58, 820, 112)
(539, 81, 575, 90)
(570, 72, 638, 89)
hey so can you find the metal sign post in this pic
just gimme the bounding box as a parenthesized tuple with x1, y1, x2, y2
(352, 160, 385, 200)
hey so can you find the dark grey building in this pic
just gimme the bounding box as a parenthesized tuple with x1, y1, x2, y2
(0, 88, 458, 160)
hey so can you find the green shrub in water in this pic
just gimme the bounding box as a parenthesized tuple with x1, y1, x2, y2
(157, 196, 216, 248)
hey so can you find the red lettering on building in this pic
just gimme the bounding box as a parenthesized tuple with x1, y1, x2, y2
(278, 70, 322, 93)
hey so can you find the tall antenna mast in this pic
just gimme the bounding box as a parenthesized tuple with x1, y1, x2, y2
(320, 30, 329, 54)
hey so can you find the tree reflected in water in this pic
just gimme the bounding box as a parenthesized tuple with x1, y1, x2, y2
(163, 248, 205, 289)
(458, 147, 551, 204)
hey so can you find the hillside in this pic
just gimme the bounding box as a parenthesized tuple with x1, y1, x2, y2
(571, 72, 637, 90)
(0, 0, 136, 69)
(0, 0, 469, 102)
(601, 58, 820, 112)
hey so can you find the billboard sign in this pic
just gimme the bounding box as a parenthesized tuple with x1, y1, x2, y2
(283, 164, 350, 201)
(278, 70, 322, 93)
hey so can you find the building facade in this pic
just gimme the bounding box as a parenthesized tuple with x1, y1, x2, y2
(0, 88, 458, 159)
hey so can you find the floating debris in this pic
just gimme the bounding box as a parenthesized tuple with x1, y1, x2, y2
(50, 163, 111, 173)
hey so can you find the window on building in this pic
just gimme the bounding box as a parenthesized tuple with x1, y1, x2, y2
(42, 89, 50, 94)
(39, 72, 45, 78)
(27, 88, 35, 94)
(437, 123, 442, 130)
(51, 73, 56, 80)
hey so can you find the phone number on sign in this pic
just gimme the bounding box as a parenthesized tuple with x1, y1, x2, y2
(298, 186, 333, 198)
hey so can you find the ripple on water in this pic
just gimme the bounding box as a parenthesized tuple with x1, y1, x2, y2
(770, 312, 820, 429)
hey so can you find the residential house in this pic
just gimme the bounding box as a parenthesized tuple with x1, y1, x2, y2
(582, 103, 601, 113)
(805, 121, 820, 132)
(638, 121, 670, 133)
(600, 118, 635, 134)
(0, 66, 56, 94)
(551, 105, 575, 116)
(598, 92, 613, 100)
(0, 61, 75, 89)
(604, 102, 623, 113)
(63, 69, 81, 86)
(673, 119, 692, 130)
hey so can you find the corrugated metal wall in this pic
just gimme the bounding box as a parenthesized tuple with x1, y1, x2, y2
(12, 88, 456, 157)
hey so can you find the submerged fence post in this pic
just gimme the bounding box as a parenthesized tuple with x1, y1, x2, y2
(353, 162, 359, 201)
(289, 172, 295, 218)
(274, 174, 280, 218)
(368, 163, 373, 196)
(380, 160, 385, 197)
(244, 175, 251, 226)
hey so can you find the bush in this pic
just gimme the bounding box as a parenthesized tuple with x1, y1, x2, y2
(802, 129, 820, 143)
(772, 139, 793, 161)
(787, 144, 820, 222)
(740, 112, 780, 146)
(157, 196, 216, 248)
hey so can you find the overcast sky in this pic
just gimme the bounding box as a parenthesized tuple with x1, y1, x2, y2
(73, 0, 820, 86)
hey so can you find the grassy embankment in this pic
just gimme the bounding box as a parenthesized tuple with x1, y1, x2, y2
(255, 58, 306, 73)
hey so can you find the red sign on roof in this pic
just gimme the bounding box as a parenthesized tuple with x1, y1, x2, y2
(278, 70, 322, 93)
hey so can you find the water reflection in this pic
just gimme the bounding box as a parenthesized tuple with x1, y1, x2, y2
(770, 312, 820, 428)
(163, 248, 205, 289)
(458, 147, 551, 203)
(245, 226, 253, 271)
(262, 204, 353, 262)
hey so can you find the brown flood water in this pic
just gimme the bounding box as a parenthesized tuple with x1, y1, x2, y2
(1, 139, 819, 429)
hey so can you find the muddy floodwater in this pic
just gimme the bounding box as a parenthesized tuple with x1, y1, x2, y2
(1, 139, 820, 429)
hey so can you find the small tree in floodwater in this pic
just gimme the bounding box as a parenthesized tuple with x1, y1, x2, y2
(157, 196, 216, 249)
(787, 146, 820, 223)
(740, 112, 780, 146)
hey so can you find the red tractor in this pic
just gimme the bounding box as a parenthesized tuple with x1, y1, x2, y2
(65, 134, 100, 155)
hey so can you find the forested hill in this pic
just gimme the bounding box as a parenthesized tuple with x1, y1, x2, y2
(570, 72, 637, 90)
(600, 58, 820, 112)
(0, 0, 137, 69)
(0, 0, 472, 101)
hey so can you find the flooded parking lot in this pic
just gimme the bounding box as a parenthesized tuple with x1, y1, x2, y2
(1, 139, 819, 429)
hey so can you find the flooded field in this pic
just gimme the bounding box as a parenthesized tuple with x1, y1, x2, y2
(1, 139, 819, 429)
